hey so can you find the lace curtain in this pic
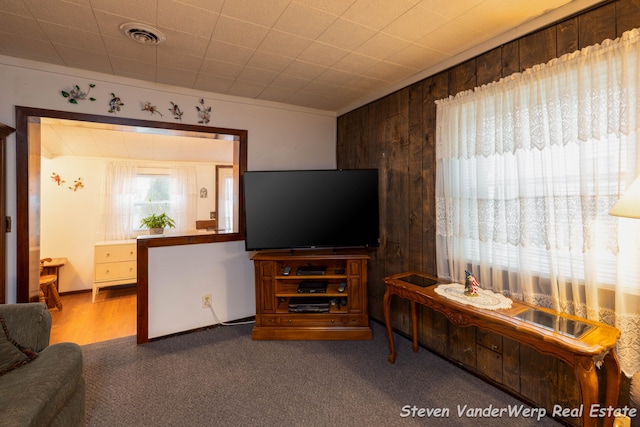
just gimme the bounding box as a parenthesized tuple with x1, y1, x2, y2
(435, 29, 640, 377)
(96, 162, 137, 241)
(97, 162, 198, 240)
(169, 165, 198, 234)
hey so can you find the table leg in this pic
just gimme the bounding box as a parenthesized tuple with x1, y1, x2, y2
(602, 350, 621, 427)
(411, 301, 419, 353)
(575, 356, 598, 427)
(43, 266, 61, 309)
(383, 288, 396, 363)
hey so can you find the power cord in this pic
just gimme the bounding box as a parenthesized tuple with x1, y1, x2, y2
(207, 304, 255, 326)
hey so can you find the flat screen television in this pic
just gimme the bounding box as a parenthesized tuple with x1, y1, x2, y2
(243, 169, 380, 251)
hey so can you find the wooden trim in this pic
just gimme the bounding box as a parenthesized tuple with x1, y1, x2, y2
(0, 123, 15, 304)
(15, 108, 30, 303)
(0, 124, 15, 136)
(136, 239, 148, 344)
(14, 106, 248, 343)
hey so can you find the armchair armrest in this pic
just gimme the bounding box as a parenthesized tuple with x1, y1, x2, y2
(0, 303, 51, 352)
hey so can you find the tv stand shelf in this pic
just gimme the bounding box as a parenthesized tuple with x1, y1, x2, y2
(274, 282, 348, 297)
(251, 249, 372, 340)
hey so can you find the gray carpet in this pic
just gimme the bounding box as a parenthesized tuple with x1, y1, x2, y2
(81, 321, 561, 426)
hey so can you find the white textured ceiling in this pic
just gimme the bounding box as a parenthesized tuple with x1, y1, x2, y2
(39, 117, 236, 163)
(0, 0, 596, 114)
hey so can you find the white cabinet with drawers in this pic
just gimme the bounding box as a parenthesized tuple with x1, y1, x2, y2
(93, 240, 137, 303)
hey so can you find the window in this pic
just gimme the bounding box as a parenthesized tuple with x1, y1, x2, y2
(99, 163, 198, 240)
(454, 135, 629, 288)
(132, 172, 171, 231)
(435, 29, 640, 377)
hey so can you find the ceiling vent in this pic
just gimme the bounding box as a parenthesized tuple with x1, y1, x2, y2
(119, 23, 166, 45)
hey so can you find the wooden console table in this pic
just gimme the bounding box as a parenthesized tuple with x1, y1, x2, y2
(383, 272, 621, 427)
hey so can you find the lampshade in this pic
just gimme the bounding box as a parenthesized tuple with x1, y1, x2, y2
(609, 177, 640, 219)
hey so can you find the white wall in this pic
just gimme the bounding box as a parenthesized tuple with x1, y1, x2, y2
(40, 156, 103, 293)
(148, 240, 255, 339)
(1, 55, 336, 337)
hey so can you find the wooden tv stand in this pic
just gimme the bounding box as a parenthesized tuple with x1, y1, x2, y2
(251, 249, 372, 340)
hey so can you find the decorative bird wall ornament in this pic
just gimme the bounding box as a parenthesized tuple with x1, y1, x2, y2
(168, 101, 183, 121)
(51, 172, 64, 186)
(195, 98, 211, 124)
(61, 84, 96, 104)
(142, 102, 163, 117)
(69, 178, 84, 192)
(108, 93, 124, 113)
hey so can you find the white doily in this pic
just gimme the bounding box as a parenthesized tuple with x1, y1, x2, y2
(434, 283, 513, 310)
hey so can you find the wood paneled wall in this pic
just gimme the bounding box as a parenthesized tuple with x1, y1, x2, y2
(337, 0, 638, 416)
(337, 0, 640, 327)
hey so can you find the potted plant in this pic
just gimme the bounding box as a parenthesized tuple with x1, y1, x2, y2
(140, 212, 176, 234)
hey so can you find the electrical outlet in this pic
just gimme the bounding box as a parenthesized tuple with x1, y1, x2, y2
(210, 211, 216, 220)
(202, 294, 212, 308)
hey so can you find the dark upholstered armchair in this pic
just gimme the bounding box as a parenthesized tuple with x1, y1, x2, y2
(0, 303, 84, 426)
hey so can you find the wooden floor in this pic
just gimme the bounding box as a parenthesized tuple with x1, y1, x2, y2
(48, 285, 137, 346)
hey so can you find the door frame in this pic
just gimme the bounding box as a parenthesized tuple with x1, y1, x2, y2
(15, 106, 247, 302)
(0, 123, 15, 304)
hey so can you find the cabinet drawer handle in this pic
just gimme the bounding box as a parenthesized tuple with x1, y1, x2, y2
(463, 347, 473, 353)
(106, 252, 111, 257)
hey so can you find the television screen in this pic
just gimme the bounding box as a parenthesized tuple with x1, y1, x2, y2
(243, 169, 380, 251)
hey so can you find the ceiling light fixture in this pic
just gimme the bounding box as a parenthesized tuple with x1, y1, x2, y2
(119, 22, 166, 45)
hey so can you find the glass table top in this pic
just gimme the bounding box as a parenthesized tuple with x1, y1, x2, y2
(394, 274, 595, 339)
(514, 308, 594, 339)
(398, 274, 440, 288)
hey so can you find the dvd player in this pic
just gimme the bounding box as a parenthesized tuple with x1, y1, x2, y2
(297, 280, 327, 293)
(288, 297, 330, 313)
(289, 306, 330, 313)
(296, 266, 327, 276)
